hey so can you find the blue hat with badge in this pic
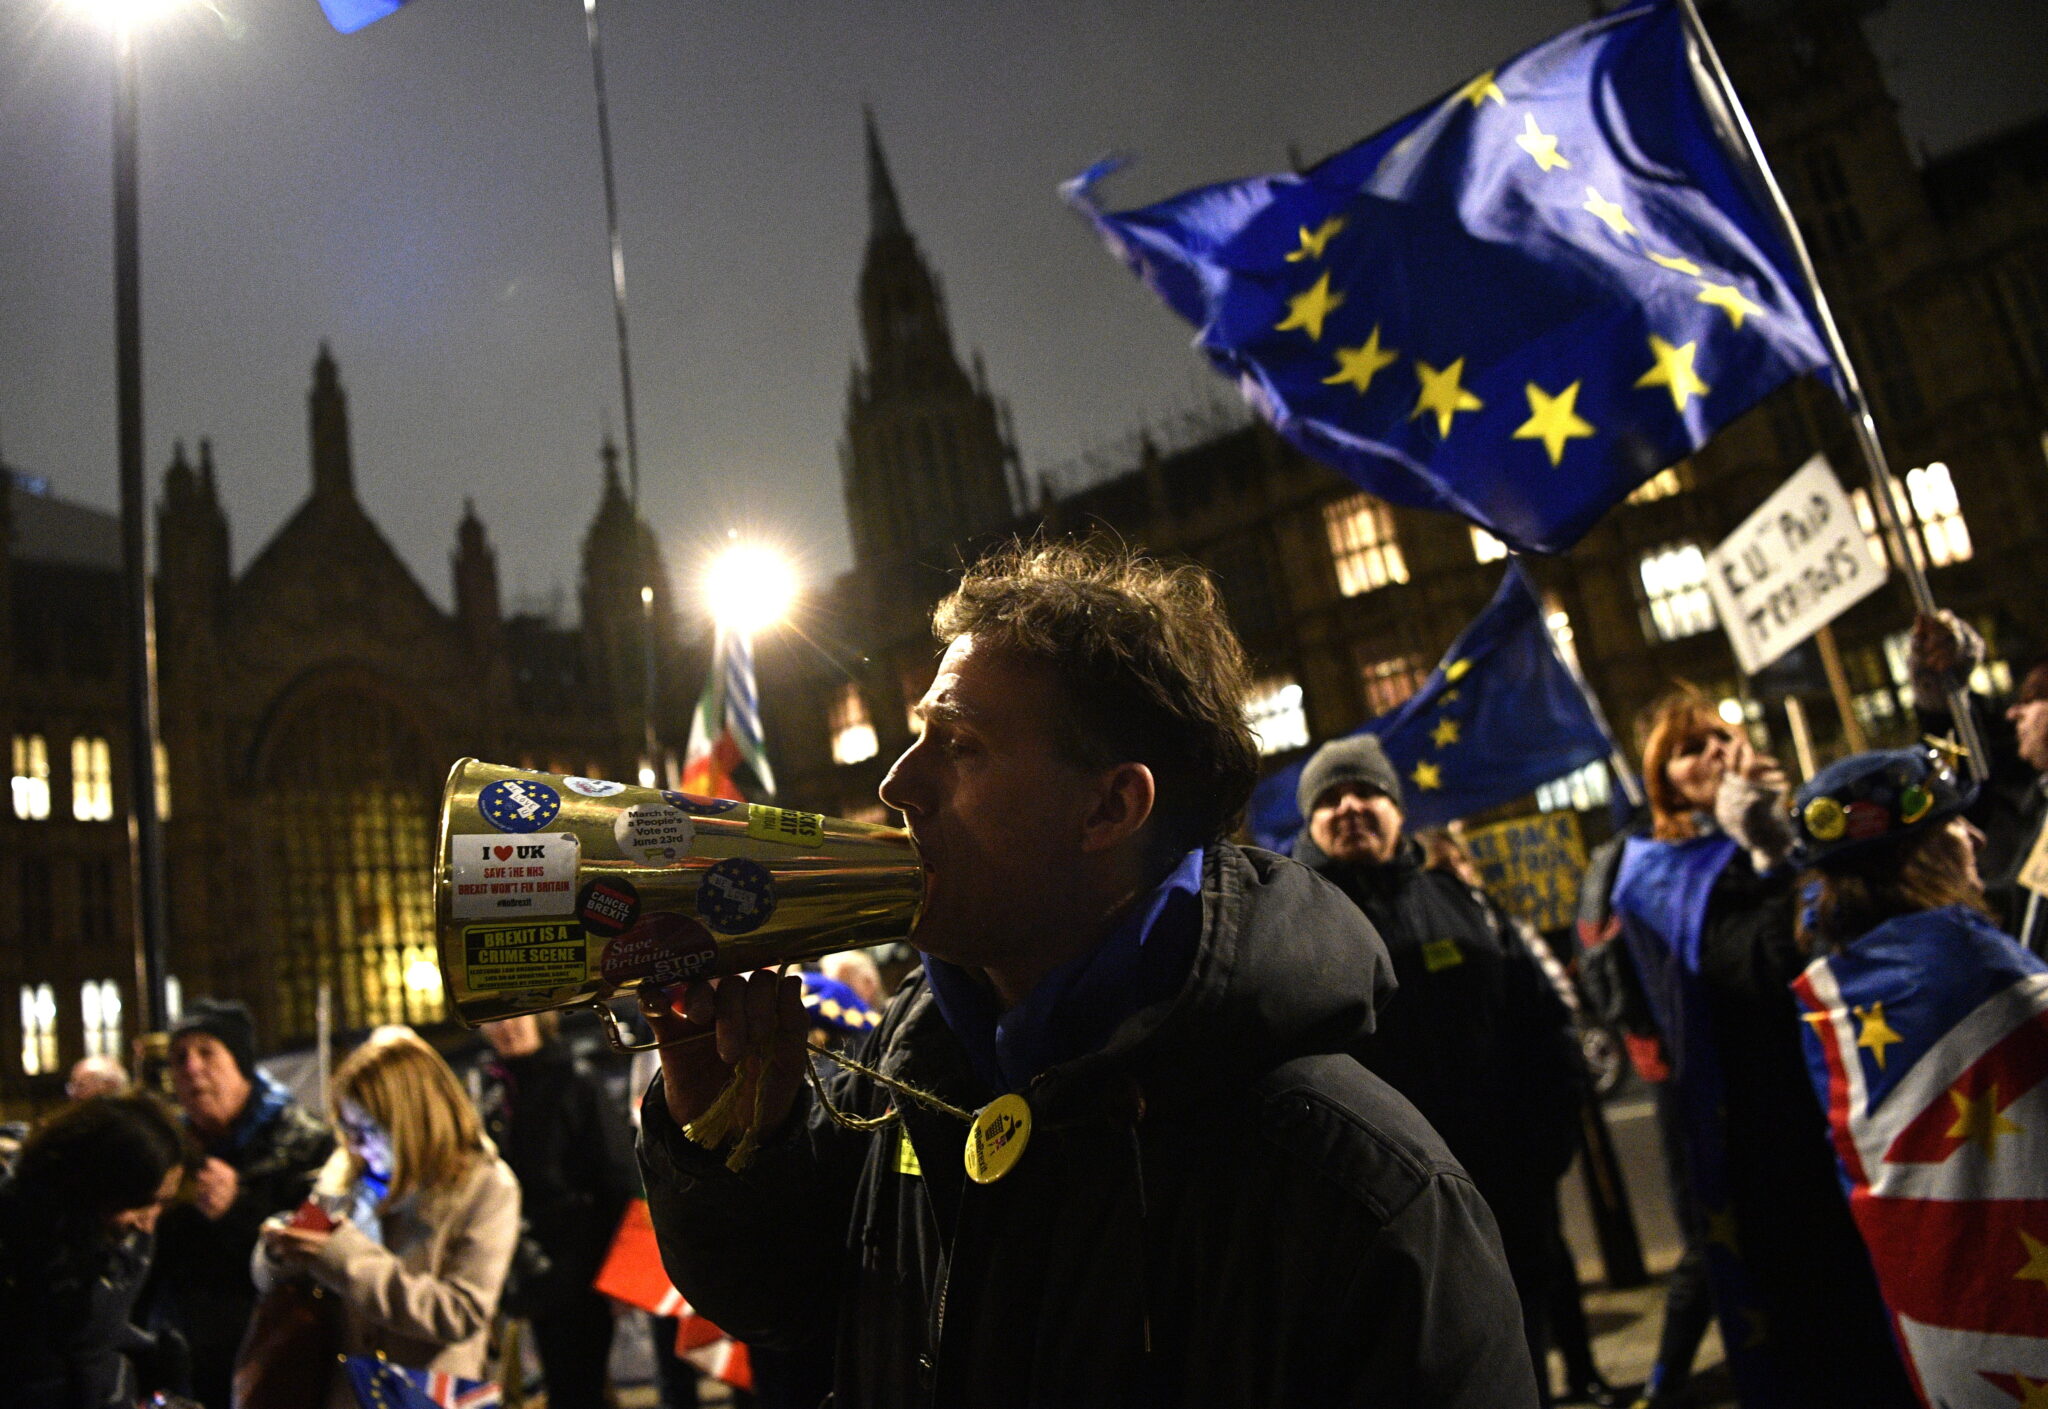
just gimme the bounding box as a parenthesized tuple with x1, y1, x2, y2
(1788, 742, 1977, 872)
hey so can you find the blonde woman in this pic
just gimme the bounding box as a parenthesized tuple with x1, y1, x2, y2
(254, 1027, 519, 1407)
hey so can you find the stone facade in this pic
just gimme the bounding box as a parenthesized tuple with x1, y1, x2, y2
(1, 348, 692, 1107)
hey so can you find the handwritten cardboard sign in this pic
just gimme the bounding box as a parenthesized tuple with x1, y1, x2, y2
(1705, 455, 1888, 676)
(1461, 812, 1588, 934)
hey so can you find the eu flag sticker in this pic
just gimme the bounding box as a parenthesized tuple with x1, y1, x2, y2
(697, 857, 776, 934)
(478, 778, 562, 833)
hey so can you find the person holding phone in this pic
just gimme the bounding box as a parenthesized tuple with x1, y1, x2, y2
(255, 1028, 519, 1409)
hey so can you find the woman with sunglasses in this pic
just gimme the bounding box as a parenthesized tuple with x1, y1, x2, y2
(1608, 691, 1915, 1408)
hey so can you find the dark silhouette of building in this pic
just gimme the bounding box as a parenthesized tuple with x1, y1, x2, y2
(2, 348, 693, 1106)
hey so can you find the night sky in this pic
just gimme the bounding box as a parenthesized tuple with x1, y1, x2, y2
(3, 0, 2042, 619)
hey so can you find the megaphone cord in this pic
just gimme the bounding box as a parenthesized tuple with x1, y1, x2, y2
(803, 1041, 975, 1129)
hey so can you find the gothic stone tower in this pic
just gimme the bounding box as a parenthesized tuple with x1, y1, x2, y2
(841, 113, 1020, 575)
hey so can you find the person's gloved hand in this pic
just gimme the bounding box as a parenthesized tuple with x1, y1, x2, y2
(1908, 610, 1985, 713)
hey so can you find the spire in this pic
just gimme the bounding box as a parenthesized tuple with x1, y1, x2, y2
(308, 341, 354, 500)
(453, 496, 500, 640)
(864, 107, 907, 241)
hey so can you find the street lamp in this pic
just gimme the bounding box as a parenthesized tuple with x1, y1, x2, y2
(78, 0, 184, 1033)
(702, 539, 800, 638)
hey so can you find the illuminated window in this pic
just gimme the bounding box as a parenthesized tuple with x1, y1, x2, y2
(165, 974, 183, 1023)
(1357, 651, 1427, 716)
(1324, 494, 1408, 596)
(154, 741, 171, 821)
(1637, 543, 1717, 641)
(1470, 527, 1508, 563)
(20, 984, 57, 1076)
(1625, 467, 1685, 505)
(1852, 465, 1972, 572)
(1904, 463, 1972, 566)
(11, 734, 51, 821)
(263, 689, 441, 1041)
(829, 682, 879, 766)
(1245, 676, 1310, 756)
(1536, 761, 1611, 814)
(71, 736, 113, 821)
(1545, 603, 1583, 675)
(81, 980, 122, 1060)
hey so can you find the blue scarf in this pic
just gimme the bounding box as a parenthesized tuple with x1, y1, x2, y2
(925, 847, 1205, 1093)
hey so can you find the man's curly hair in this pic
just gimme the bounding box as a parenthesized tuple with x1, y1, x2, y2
(932, 538, 1260, 861)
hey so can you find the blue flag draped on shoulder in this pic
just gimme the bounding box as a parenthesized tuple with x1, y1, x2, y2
(1248, 561, 1613, 848)
(1067, 0, 1832, 555)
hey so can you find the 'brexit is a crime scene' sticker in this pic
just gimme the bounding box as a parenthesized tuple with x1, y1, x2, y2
(449, 832, 579, 921)
(461, 920, 588, 993)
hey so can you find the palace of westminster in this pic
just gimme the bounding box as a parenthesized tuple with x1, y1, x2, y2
(4, 2, 2044, 1104)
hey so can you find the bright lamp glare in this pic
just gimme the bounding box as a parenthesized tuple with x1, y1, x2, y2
(403, 959, 443, 995)
(77, 0, 185, 30)
(704, 542, 798, 636)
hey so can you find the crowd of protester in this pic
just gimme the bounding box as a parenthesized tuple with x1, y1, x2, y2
(0, 572, 2041, 1409)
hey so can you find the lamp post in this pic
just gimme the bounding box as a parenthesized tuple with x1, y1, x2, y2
(107, 7, 172, 1034)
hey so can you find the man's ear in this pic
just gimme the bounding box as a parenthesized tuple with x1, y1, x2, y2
(1079, 762, 1156, 854)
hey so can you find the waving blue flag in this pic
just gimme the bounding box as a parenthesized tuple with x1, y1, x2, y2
(1249, 561, 1614, 848)
(1069, 1, 1832, 555)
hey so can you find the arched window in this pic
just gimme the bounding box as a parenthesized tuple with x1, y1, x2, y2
(259, 684, 442, 1040)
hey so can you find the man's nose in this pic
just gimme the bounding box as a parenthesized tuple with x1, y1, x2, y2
(877, 741, 924, 819)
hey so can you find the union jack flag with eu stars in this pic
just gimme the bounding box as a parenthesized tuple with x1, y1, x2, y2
(1067, 0, 1832, 555)
(1791, 905, 2048, 1408)
(344, 1355, 500, 1409)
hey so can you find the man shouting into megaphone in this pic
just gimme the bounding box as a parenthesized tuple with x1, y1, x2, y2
(636, 539, 1535, 1408)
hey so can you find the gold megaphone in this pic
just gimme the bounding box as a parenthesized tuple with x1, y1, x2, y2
(433, 759, 922, 1047)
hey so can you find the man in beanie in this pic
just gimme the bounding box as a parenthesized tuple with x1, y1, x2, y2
(142, 999, 332, 1409)
(1294, 735, 1587, 1406)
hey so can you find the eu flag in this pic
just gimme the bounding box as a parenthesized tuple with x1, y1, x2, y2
(1248, 562, 1614, 848)
(1068, 1, 1832, 554)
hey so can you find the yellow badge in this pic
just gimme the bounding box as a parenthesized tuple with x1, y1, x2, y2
(895, 1126, 923, 1178)
(1422, 938, 1464, 973)
(1804, 795, 1847, 841)
(963, 1093, 1032, 1185)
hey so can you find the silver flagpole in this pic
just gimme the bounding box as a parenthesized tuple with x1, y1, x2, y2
(1672, 0, 1989, 779)
(580, 0, 661, 782)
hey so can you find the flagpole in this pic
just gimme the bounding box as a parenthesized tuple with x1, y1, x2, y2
(580, 0, 661, 782)
(1673, 0, 1989, 778)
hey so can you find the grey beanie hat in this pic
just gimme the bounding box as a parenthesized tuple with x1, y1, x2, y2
(1298, 734, 1404, 816)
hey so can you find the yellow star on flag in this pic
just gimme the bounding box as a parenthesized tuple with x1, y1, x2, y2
(1514, 113, 1570, 173)
(1513, 381, 1597, 466)
(1275, 271, 1344, 341)
(1635, 336, 1711, 411)
(1946, 1083, 2022, 1154)
(1285, 216, 1347, 263)
(1440, 689, 1461, 704)
(1454, 69, 1506, 108)
(1323, 326, 1400, 394)
(2015, 1228, 2048, 1290)
(1696, 280, 1764, 330)
(1411, 760, 1443, 791)
(1853, 1002, 1903, 1069)
(1411, 359, 1484, 437)
(1647, 250, 1704, 276)
(1432, 717, 1461, 749)
(2015, 1374, 2048, 1409)
(1445, 660, 1472, 682)
(1581, 187, 1636, 237)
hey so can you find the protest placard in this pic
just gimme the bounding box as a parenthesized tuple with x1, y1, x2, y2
(1705, 454, 1888, 676)
(1460, 812, 1588, 934)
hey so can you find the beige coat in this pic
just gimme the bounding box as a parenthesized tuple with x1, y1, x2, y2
(253, 1148, 521, 1409)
